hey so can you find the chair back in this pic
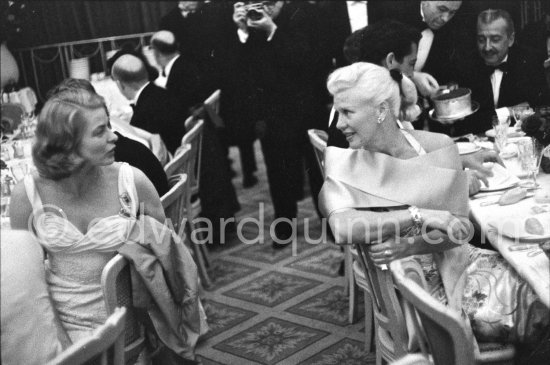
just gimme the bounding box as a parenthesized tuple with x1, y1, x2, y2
(47, 307, 127, 365)
(101, 255, 146, 364)
(161, 173, 188, 240)
(391, 259, 477, 365)
(1, 103, 25, 133)
(307, 129, 328, 178)
(354, 243, 409, 362)
(184, 114, 197, 131)
(181, 119, 204, 198)
(203, 89, 224, 128)
(164, 144, 191, 181)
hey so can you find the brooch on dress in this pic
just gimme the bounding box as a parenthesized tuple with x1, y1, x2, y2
(118, 192, 134, 218)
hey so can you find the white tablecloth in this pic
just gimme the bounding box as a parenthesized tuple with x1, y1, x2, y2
(469, 173, 550, 308)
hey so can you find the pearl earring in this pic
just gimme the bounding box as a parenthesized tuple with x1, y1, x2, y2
(377, 115, 383, 124)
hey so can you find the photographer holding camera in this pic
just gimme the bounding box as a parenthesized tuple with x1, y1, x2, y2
(229, 1, 324, 246)
(233, 1, 282, 41)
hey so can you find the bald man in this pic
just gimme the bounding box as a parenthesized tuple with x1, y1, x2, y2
(112, 54, 186, 153)
(150, 30, 203, 113)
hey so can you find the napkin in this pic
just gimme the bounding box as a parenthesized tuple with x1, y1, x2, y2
(480, 163, 520, 190)
(489, 212, 550, 242)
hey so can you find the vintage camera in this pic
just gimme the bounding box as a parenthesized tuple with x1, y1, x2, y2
(246, 3, 264, 21)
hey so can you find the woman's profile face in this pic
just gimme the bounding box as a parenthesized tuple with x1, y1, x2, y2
(77, 108, 118, 166)
(334, 89, 378, 149)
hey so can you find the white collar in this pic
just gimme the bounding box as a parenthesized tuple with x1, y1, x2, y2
(496, 54, 509, 66)
(131, 81, 149, 105)
(163, 54, 180, 78)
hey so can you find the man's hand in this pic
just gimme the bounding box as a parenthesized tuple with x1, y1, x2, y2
(233, 2, 248, 31)
(412, 71, 439, 97)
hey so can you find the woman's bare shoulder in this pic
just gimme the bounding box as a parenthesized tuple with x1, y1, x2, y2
(409, 130, 454, 153)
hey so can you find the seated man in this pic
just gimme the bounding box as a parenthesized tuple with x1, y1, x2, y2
(433, 9, 550, 137)
(111, 54, 187, 154)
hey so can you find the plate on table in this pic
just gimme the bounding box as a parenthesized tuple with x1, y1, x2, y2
(479, 163, 520, 192)
(456, 142, 481, 155)
(485, 127, 525, 139)
(493, 213, 550, 243)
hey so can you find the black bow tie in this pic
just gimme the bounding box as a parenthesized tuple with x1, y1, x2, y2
(486, 62, 508, 74)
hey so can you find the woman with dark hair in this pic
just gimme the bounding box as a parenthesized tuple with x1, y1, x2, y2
(10, 87, 165, 342)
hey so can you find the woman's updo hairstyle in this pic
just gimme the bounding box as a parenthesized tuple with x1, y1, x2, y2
(32, 87, 107, 180)
(327, 62, 419, 123)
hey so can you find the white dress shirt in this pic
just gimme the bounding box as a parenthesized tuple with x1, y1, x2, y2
(346, 1, 368, 32)
(490, 55, 511, 122)
(238, 24, 278, 43)
(154, 54, 179, 89)
(414, 6, 434, 72)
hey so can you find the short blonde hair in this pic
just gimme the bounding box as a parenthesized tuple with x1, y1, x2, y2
(32, 89, 107, 180)
(327, 62, 418, 122)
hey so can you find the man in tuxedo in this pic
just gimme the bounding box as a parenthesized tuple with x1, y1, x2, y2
(440, 9, 550, 137)
(318, 1, 385, 69)
(111, 54, 186, 154)
(159, 1, 229, 97)
(150, 30, 203, 114)
(231, 1, 320, 245)
(410, 0, 466, 94)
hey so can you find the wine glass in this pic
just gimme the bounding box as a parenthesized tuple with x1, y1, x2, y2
(492, 115, 510, 153)
(517, 138, 545, 188)
(512, 106, 534, 130)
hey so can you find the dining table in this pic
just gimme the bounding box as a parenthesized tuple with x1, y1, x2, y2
(469, 171, 550, 308)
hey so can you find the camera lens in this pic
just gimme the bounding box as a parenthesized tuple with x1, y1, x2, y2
(246, 8, 263, 21)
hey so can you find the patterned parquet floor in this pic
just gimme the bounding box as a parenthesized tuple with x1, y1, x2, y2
(196, 142, 375, 365)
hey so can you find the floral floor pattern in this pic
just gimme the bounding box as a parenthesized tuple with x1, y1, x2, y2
(195, 143, 374, 365)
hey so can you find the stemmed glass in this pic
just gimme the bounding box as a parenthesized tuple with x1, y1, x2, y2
(511, 106, 533, 130)
(517, 138, 548, 188)
(492, 116, 510, 153)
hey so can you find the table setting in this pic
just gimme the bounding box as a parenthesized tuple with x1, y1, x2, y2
(468, 108, 550, 308)
(1, 115, 36, 228)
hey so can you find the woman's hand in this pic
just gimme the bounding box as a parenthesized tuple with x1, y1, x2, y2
(420, 209, 471, 242)
(368, 238, 412, 267)
(466, 169, 483, 196)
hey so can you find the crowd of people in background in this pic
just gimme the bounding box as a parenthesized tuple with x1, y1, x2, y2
(145, 1, 548, 243)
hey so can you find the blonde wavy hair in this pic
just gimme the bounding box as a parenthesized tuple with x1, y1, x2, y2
(327, 62, 420, 122)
